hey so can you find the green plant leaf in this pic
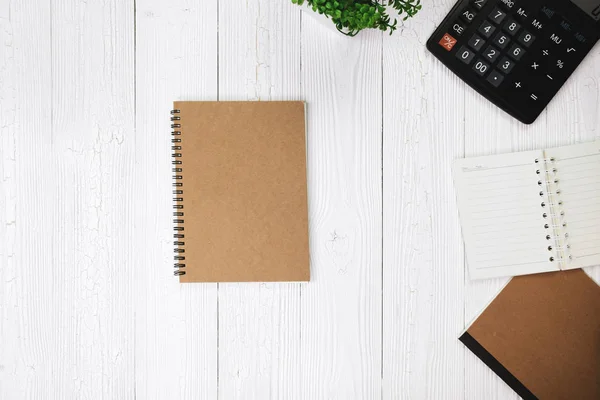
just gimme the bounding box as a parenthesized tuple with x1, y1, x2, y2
(293, 0, 420, 35)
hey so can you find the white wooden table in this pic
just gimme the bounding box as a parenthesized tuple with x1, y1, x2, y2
(1, 0, 599, 398)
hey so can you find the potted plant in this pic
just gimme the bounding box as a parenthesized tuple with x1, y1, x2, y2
(293, 0, 422, 36)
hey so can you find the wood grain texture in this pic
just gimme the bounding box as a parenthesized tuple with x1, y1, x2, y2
(0, 0, 599, 398)
(134, 1, 218, 399)
(0, 0, 53, 397)
(300, 18, 383, 400)
(0, 0, 136, 398)
(217, 1, 303, 399)
(51, 1, 135, 397)
(382, 2, 466, 397)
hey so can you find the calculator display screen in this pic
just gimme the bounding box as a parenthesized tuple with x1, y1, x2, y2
(571, 0, 600, 20)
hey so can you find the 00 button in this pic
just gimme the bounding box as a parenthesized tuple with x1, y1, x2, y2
(473, 59, 490, 76)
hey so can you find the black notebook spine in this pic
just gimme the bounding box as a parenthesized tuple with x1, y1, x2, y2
(171, 109, 185, 276)
(459, 332, 538, 400)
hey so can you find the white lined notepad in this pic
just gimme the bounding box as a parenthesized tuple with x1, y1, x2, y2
(454, 142, 600, 280)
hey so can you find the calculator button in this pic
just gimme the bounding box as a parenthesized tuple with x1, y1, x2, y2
(515, 7, 529, 20)
(493, 32, 511, 49)
(498, 57, 515, 73)
(518, 31, 535, 47)
(503, 19, 520, 35)
(478, 21, 497, 38)
(472, 0, 488, 10)
(472, 59, 490, 76)
(540, 6, 556, 19)
(574, 32, 588, 44)
(487, 70, 505, 87)
(461, 8, 478, 23)
(489, 8, 507, 24)
(530, 18, 544, 31)
(483, 45, 501, 62)
(455, 46, 476, 64)
(498, 0, 517, 10)
(468, 34, 486, 51)
(548, 32, 564, 46)
(566, 47, 577, 54)
(541, 48, 550, 56)
(451, 21, 467, 37)
(559, 19, 574, 33)
(508, 44, 525, 60)
(438, 33, 458, 51)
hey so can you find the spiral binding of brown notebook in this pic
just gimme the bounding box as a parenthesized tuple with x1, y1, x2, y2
(170, 101, 310, 282)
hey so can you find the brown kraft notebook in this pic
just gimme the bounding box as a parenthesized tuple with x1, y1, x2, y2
(171, 101, 310, 282)
(460, 269, 600, 400)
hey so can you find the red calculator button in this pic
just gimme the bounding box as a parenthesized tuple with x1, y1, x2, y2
(439, 33, 458, 51)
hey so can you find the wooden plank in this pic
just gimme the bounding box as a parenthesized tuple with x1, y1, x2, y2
(299, 17, 382, 399)
(1, 0, 136, 397)
(216, 1, 302, 398)
(0, 0, 53, 397)
(382, 7, 466, 398)
(134, 1, 218, 399)
(462, 100, 523, 400)
(45, 0, 136, 397)
(461, 61, 530, 400)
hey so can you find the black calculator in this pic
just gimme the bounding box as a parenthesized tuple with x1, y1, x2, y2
(427, 0, 600, 124)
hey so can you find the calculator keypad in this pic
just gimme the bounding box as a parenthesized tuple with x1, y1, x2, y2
(478, 20, 497, 38)
(456, 46, 476, 63)
(487, 70, 505, 87)
(498, 56, 515, 73)
(427, 0, 597, 124)
(504, 19, 521, 35)
(473, 0, 488, 9)
(468, 34, 486, 50)
(489, 7, 507, 24)
(452, 21, 468, 36)
(493, 32, 511, 49)
(473, 59, 490, 76)
(461, 9, 478, 22)
(483, 45, 501, 62)
(518, 30, 536, 46)
(508, 44, 526, 60)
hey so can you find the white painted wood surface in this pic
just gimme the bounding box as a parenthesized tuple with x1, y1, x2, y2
(1, 0, 599, 398)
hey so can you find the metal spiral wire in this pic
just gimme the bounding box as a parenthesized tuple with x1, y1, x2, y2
(171, 109, 185, 276)
(536, 157, 570, 264)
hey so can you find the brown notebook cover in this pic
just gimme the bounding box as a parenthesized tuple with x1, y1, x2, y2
(460, 270, 600, 400)
(172, 101, 310, 282)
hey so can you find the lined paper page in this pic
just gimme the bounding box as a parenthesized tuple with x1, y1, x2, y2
(548, 142, 600, 270)
(454, 150, 558, 280)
